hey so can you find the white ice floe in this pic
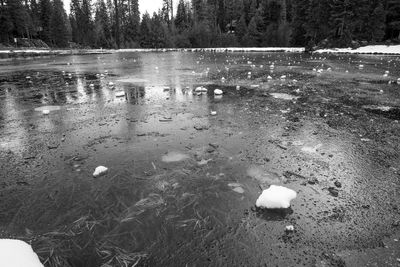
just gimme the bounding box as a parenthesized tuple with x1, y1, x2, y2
(0, 239, 43, 267)
(42, 110, 50, 115)
(315, 45, 400, 55)
(214, 89, 223, 95)
(93, 166, 108, 177)
(210, 111, 217, 116)
(256, 185, 297, 209)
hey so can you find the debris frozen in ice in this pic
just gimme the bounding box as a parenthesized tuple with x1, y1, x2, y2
(93, 166, 108, 177)
(256, 185, 297, 209)
(161, 151, 189, 163)
(0, 239, 43, 267)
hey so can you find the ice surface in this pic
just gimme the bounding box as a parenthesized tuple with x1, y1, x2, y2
(256, 185, 297, 209)
(93, 166, 108, 177)
(0, 239, 43, 267)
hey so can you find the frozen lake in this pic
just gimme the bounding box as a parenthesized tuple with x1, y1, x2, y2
(0, 51, 399, 266)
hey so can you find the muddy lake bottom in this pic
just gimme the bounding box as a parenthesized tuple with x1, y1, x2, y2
(0, 52, 399, 266)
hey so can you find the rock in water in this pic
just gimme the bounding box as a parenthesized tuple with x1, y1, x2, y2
(0, 239, 43, 267)
(214, 89, 223, 95)
(256, 185, 297, 209)
(93, 166, 108, 177)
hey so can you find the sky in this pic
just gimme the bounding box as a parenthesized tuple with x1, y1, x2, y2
(63, 0, 164, 16)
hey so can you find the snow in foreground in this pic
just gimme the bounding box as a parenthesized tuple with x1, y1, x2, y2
(0, 239, 43, 267)
(256, 185, 297, 209)
(315, 45, 400, 55)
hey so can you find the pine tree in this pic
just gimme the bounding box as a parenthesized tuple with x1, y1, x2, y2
(50, 0, 69, 47)
(38, 0, 53, 44)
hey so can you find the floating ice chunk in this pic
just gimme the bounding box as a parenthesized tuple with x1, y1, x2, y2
(161, 151, 189, 163)
(285, 225, 294, 232)
(256, 185, 297, 209)
(280, 75, 287, 80)
(228, 183, 245, 194)
(89, 83, 95, 88)
(267, 75, 273, 80)
(397, 78, 400, 84)
(115, 91, 125, 97)
(108, 82, 115, 88)
(42, 110, 50, 115)
(34, 106, 61, 112)
(236, 85, 240, 90)
(195, 86, 207, 93)
(0, 239, 43, 267)
(232, 187, 245, 194)
(210, 111, 217, 116)
(93, 166, 108, 177)
(214, 89, 223, 95)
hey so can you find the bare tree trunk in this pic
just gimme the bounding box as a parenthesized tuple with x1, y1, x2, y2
(114, 0, 120, 48)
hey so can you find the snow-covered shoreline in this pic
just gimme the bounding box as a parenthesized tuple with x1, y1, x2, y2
(315, 45, 400, 55)
(1, 45, 400, 57)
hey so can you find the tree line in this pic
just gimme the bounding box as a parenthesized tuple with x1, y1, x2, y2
(0, 0, 399, 49)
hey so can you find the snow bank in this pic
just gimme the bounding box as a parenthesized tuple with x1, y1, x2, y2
(256, 185, 297, 209)
(0, 239, 43, 267)
(315, 45, 400, 55)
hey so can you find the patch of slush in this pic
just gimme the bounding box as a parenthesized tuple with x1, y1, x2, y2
(34, 106, 61, 112)
(161, 151, 190, 163)
(301, 144, 323, 153)
(247, 165, 285, 185)
(362, 105, 393, 112)
(0, 239, 43, 267)
(270, 93, 299, 101)
(256, 185, 297, 209)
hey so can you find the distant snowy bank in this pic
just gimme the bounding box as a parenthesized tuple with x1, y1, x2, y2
(315, 45, 400, 55)
(118, 47, 305, 53)
(1, 45, 400, 58)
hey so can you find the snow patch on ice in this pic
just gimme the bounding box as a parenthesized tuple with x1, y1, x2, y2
(256, 185, 297, 209)
(0, 239, 43, 267)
